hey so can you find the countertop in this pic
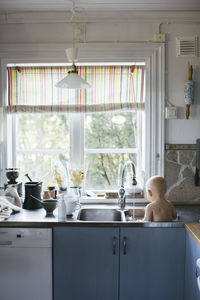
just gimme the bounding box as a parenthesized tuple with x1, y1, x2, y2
(0, 204, 200, 228)
(185, 223, 200, 246)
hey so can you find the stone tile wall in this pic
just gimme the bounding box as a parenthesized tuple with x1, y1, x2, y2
(165, 148, 200, 202)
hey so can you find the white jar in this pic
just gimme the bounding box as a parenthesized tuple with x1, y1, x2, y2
(57, 195, 66, 222)
(64, 193, 80, 216)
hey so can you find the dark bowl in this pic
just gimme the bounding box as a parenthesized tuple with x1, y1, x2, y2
(6, 168, 19, 183)
(42, 199, 58, 216)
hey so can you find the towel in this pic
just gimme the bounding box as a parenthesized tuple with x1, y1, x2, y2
(0, 187, 22, 221)
(4, 186, 22, 207)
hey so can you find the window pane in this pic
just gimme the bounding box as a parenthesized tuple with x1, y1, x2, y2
(85, 153, 136, 190)
(85, 112, 137, 149)
(17, 114, 69, 150)
(17, 153, 69, 189)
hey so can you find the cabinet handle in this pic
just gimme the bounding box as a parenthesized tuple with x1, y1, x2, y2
(123, 236, 127, 255)
(112, 236, 117, 255)
(196, 268, 200, 292)
(196, 268, 198, 278)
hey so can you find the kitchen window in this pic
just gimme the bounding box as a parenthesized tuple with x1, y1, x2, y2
(2, 42, 164, 194)
(13, 110, 144, 191)
(15, 113, 69, 186)
(6, 63, 145, 192)
(84, 111, 144, 190)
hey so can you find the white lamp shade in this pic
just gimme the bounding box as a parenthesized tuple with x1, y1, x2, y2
(55, 72, 91, 89)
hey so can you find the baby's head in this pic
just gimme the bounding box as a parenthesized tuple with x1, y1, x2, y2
(146, 176, 167, 201)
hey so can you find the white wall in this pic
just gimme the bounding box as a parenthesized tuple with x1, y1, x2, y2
(164, 23, 200, 144)
(0, 12, 200, 144)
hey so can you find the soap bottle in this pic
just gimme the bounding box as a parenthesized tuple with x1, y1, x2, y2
(57, 194, 66, 222)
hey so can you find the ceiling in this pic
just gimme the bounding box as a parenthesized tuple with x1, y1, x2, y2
(0, 0, 200, 12)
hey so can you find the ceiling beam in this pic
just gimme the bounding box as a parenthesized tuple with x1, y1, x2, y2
(0, 11, 200, 24)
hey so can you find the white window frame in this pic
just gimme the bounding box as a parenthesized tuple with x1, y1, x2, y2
(0, 42, 165, 191)
(13, 109, 142, 192)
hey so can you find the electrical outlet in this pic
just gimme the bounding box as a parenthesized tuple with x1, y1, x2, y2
(153, 33, 166, 42)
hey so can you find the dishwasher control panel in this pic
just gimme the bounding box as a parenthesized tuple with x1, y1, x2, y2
(0, 228, 52, 247)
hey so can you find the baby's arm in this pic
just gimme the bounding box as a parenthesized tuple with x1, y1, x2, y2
(172, 206, 177, 219)
(167, 201, 177, 219)
(143, 204, 153, 221)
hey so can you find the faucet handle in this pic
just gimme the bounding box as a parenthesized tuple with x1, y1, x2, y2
(132, 177, 137, 186)
(118, 187, 126, 210)
(118, 187, 126, 199)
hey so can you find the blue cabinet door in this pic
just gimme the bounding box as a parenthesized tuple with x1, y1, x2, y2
(120, 227, 185, 300)
(184, 231, 200, 300)
(54, 227, 119, 300)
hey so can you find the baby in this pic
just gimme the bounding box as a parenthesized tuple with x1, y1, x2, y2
(143, 176, 177, 222)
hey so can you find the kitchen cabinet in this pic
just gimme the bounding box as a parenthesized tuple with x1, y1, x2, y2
(54, 227, 119, 300)
(184, 231, 200, 300)
(54, 226, 185, 300)
(120, 227, 185, 300)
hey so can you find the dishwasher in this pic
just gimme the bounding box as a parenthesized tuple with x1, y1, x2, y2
(0, 228, 52, 300)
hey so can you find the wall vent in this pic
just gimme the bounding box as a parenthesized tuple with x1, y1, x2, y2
(176, 36, 198, 57)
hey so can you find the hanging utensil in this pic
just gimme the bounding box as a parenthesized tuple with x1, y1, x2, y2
(184, 64, 195, 120)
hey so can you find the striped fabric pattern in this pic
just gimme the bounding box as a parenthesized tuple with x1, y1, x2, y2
(7, 65, 145, 113)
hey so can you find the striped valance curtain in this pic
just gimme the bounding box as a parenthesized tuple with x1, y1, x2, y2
(7, 65, 145, 113)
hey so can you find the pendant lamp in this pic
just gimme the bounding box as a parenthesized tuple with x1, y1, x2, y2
(55, 48, 91, 89)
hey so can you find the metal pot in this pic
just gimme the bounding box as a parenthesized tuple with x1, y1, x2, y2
(23, 182, 42, 210)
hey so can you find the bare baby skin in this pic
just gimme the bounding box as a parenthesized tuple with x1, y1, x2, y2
(143, 176, 177, 222)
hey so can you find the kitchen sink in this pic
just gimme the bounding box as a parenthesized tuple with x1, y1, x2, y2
(77, 208, 126, 222)
(124, 208, 145, 221)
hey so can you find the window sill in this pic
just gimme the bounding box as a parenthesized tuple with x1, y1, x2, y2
(80, 196, 147, 205)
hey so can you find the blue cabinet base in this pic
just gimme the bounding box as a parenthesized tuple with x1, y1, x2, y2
(54, 227, 185, 300)
(54, 227, 119, 300)
(184, 231, 200, 300)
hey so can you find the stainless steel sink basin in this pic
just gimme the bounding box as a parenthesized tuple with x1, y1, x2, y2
(77, 208, 126, 222)
(124, 208, 145, 221)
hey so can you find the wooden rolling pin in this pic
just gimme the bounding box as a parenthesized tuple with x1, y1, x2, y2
(184, 65, 194, 120)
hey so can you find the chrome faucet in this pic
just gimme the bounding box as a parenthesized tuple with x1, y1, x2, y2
(118, 161, 137, 210)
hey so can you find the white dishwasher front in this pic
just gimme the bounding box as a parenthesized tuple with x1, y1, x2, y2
(0, 228, 52, 300)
